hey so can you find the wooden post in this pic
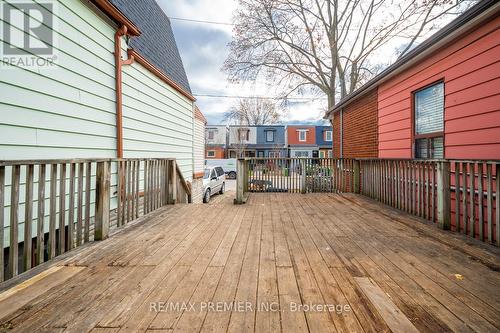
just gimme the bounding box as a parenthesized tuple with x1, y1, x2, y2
(24, 164, 34, 271)
(235, 159, 245, 204)
(0, 166, 5, 282)
(95, 161, 110, 241)
(353, 159, 360, 194)
(437, 161, 451, 230)
(9, 165, 20, 278)
(301, 159, 306, 194)
(170, 160, 177, 204)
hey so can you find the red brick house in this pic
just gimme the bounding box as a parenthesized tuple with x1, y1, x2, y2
(326, 0, 500, 160)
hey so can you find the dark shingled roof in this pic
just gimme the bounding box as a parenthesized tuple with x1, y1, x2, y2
(109, 0, 192, 94)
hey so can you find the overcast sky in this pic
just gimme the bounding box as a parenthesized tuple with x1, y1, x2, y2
(157, 1, 459, 126)
(158, 0, 328, 126)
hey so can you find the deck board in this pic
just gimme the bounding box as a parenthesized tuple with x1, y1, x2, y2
(0, 193, 499, 333)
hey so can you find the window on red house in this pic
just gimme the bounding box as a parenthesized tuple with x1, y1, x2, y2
(414, 82, 444, 159)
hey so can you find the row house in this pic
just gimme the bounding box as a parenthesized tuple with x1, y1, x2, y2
(227, 125, 258, 158)
(287, 126, 333, 158)
(209, 125, 333, 159)
(205, 125, 228, 159)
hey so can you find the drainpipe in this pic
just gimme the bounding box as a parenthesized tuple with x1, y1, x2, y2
(114, 25, 135, 158)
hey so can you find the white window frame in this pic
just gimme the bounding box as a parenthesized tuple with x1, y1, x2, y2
(266, 130, 274, 142)
(207, 130, 215, 140)
(207, 150, 216, 158)
(325, 130, 332, 142)
(269, 151, 280, 158)
(298, 130, 307, 142)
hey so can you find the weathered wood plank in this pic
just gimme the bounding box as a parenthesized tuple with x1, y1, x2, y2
(48, 164, 57, 259)
(36, 164, 46, 266)
(9, 165, 21, 278)
(58, 163, 66, 254)
(355, 277, 419, 333)
(77, 163, 84, 246)
(0, 166, 5, 282)
(85, 162, 91, 243)
(23, 164, 34, 271)
(68, 163, 76, 250)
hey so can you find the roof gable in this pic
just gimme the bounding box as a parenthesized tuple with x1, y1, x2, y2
(109, 0, 192, 94)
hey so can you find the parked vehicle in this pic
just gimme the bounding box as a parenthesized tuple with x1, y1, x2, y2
(202, 166, 226, 203)
(205, 159, 237, 179)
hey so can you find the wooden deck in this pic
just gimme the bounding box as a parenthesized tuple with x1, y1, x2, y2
(1, 193, 499, 333)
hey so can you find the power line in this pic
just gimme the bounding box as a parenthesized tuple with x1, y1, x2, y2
(193, 93, 327, 100)
(169, 17, 234, 26)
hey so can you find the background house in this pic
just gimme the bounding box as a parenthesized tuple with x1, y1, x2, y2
(286, 125, 318, 158)
(255, 125, 286, 158)
(205, 125, 228, 159)
(326, 0, 500, 160)
(228, 125, 257, 158)
(315, 126, 333, 158)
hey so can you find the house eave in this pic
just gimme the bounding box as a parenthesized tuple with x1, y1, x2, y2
(324, 0, 500, 119)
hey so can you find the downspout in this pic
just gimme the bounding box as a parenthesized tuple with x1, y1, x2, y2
(114, 25, 135, 158)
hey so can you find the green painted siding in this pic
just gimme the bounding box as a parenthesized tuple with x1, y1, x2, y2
(0, 0, 117, 158)
(0, 0, 195, 246)
(122, 62, 194, 181)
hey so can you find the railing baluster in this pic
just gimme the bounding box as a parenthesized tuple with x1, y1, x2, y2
(24, 164, 34, 271)
(469, 162, 476, 238)
(462, 162, 468, 234)
(454, 161, 460, 231)
(135, 160, 140, 217)
(77, 163, 84, 246)
(486, 163, 492, 243)
(496, 163, 500, 247)
(478, 163, 484, 241)
(0, 166, 5, 282)
(9, 165, 20, 278)
(68, 163, 75, 251)
(36, 164, 45, 265)
(49, 164, 57, 259)
(85, 162, 91, 243)
(59, 163, 66, 254)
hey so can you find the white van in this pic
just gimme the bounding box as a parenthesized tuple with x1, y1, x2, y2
(205, 159, 237, 179)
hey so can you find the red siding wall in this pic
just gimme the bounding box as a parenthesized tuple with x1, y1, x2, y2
(287, 126, 316, 145)
(205, 146, 225, 159)
(378, 15, 500, 160)
(332, 90, 379, 158)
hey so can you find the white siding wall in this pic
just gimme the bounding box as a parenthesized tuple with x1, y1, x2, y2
(206, 126, 227, 145)
(228, 126, 257, 145)
(194, 118, 206, 174)
(121, 62, 194, 181)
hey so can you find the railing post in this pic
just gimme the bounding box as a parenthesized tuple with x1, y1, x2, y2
(301, 159, 306, 194)
(353, 159, 360, 194)
(95, 160, 111, 241)
(235, 158, 245, 204)
(437, 160, 451, 230)
(168, 160, 177, 204)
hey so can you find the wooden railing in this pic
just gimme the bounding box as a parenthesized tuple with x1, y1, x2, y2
(235, 158, 499, 246)
(0, 158, 191, 282)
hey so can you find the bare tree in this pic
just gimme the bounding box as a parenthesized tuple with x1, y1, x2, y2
(225, 0, 475, 110)
(224, 98, 285, 125)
